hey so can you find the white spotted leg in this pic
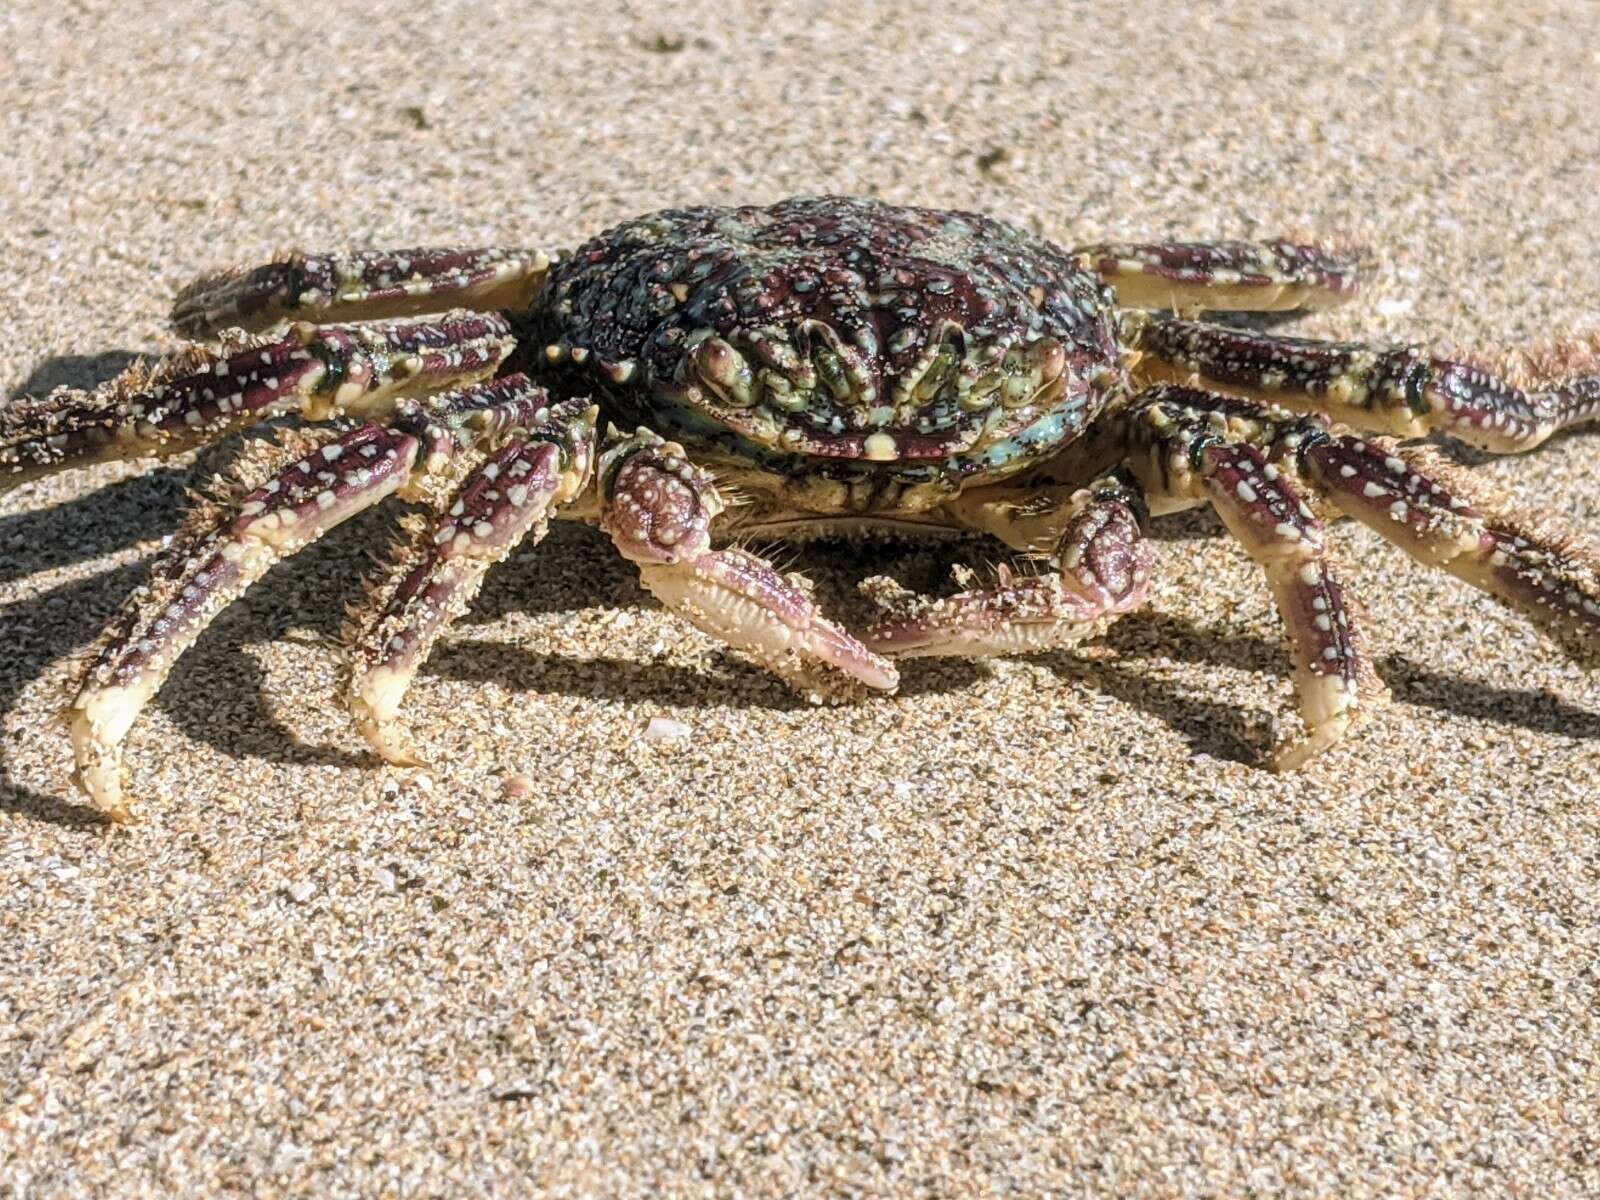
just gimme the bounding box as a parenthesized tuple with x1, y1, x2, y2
(1129, 385, 1600, 669)
(170, 246, 552, 337)
(598, 429, 898, 701)
(1131, 317, 1600, 453)
(1, 311, 516, 493)
(1077, 237, 1366, 313)
(1121, 388, 1388, 769)
(1300, 436, 1600, 665)
(860, 473, 1155, 657)
(66, 374, 566, 820)
(345, 398, 597, 765)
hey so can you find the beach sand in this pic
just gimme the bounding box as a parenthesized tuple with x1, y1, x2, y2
(2, 1, 1598, 1193)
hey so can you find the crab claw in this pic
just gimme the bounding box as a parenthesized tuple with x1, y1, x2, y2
(639, 549, 899, 701)
(598, 429, 896, 701)
(862, 476, 1154, 658)
(861, 566, 1120, 658)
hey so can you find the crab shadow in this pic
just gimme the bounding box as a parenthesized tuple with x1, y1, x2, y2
(435, 528, 990, 706)
(7, 350, 142, 402)
(0, 492, 988, 825)
(1425, 422, 1600, 468)
(0, 498, 389, 825)
(6, 493, 1598, 826)
(1062, 609, 1600, 766)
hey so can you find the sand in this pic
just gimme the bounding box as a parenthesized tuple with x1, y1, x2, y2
(2, 0, 1599, 1194)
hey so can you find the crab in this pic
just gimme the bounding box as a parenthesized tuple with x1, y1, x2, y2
(5, 195, 1599, 820)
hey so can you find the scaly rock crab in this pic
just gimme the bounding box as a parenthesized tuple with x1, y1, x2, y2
(4, 196, 1597, 819)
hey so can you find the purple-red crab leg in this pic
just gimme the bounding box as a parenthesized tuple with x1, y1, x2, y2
(1121, 388, 1388, 768)
(170, 246, 551, 337)
(1295, 432, 1600, 665)
(1132, 316, 1600, 453)
(1078, 239, 1365, 313)
(345, 398, 597, 765)
(68, 373, 563, 820)
(861, 473, 1154, 657)
(598, 429, 898, 701)
(1120, 385, 1600, 754)
(0, 312, 516, 492)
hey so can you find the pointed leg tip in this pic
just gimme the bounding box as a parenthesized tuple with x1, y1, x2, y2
(375, 738, 429, 771)
(355, 715, 428, 768)
(1267, 705, 1370, 774)
(1267, 737, 1322, 774)
(1270, 668, 1390, 773)
(69, 693, 147, 822)
(70, 742, 136, 823)
(100, 800, 137, 826)
(1268, 720, 1345, 772)
(358, 699, 434, 772)
(348, 668, 428, 767)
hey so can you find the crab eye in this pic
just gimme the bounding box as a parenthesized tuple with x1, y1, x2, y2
(813, 347, 851, 400)
(689, 335, 757, 407)
(915, 345, 957, 403)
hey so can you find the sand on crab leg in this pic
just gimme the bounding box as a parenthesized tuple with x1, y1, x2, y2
(345, 398, 598, 765)
(67, 374, 564, 820)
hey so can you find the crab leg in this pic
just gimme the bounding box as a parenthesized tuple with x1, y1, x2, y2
(1131, 384, 1600, 666)
(1123, 388, 1387, 768)
(1131, 316, 1600, 453)
(66, 374, 561, 820)
(171, 246, 551, 337)
(861, 473, 1154, 656)
(1299, 436, 1600, 665)
(345, 398, 597, 765)
(0, 312, 515, 493)
(1078, 239, 1364, 313)
(598, 429, 898, 701)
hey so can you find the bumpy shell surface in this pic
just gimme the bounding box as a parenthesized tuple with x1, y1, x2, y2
(533, 197, 1122, 483)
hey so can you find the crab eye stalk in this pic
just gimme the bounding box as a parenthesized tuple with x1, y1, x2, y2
(690, 335, 757, 407)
